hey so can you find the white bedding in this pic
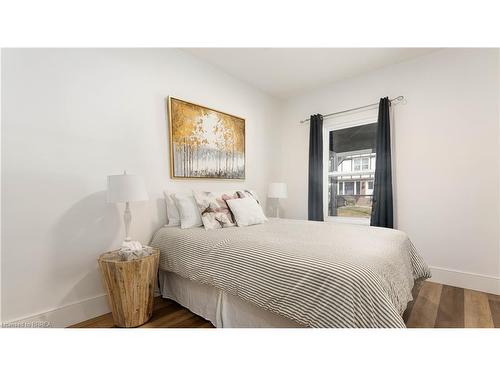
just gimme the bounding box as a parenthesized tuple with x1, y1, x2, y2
(159, 270, 302, 327)
(151, 218, 431, 328)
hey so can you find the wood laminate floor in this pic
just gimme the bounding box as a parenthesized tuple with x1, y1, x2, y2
(71, 281, 500, 328)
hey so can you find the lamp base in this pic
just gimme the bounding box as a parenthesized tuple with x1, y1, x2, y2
(124, 201, 132, 243)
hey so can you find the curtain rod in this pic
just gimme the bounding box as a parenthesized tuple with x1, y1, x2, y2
(299, 96, 405, 124)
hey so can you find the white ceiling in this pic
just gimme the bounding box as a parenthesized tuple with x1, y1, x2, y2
(184, 48, 438, 99)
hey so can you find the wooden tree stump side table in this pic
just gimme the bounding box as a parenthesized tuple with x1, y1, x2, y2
(98, 248, 160, 328)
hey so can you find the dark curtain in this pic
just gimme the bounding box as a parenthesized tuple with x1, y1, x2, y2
(308, 114, 324, 221)
(370, 97, 393, 228)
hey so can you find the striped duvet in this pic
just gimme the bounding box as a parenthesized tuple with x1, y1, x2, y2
(151, 218, 430, 328)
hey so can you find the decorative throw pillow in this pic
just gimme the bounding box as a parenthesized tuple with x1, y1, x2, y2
(226, 197, 268, 227)
(236, 189, 260, 204)
(172, 193, 203, 229)
(163, 191, 180, 227)
(193, 191, 239, 230)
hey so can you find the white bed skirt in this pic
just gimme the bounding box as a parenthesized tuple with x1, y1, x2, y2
(159, 270, 302, 328)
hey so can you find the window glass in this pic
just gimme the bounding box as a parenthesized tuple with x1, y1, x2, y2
(327, 123, 377, 218)
(353, 158, 361, 171)
(362, 157, 369, 170)
(344, 181, 354, 195)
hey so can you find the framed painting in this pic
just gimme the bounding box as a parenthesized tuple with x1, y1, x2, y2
(167, 97, 245, 179)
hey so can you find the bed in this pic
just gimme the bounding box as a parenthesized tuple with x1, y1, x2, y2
(150, 218, 431, 328)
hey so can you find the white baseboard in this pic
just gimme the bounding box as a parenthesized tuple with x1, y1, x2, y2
(4, 290, 162, 328)
(429, 266, 500, 295)
(3, 294, 111, 328)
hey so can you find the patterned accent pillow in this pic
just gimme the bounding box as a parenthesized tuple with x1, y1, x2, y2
(236, 189, 260, 204)
(193, 191, 239, 230)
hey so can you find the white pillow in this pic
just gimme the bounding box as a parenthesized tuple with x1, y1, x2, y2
(163, 191, 180, 227)
(226, 197, 268, 227)
(173, 193, 203, 229)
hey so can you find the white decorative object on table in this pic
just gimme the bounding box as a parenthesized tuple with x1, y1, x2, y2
(118, 243, 154, 261)
(107, 171, 149, 246)
(267, 182, 287, 218)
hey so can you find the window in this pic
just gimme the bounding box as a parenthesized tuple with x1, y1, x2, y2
(344, 181, 354, 195)
(326, 123, 377, 219)
(362, 157, 369, 170)
(353, 158, 361, 171)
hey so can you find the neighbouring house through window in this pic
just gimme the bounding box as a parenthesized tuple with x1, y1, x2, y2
(327, 122, 377, 219)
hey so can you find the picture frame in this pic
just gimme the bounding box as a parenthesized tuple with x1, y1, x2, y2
(167, 97, 246, 180)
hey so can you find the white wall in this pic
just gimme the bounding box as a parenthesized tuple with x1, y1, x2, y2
(276, 49, 500, 292)
(1, 49, 281, 324)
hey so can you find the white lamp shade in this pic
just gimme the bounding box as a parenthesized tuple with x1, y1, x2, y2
(268, 182, 287, 199)
(107, 174, 149, 203)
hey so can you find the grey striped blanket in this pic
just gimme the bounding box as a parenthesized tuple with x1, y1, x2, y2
(150, 218, 431, 328)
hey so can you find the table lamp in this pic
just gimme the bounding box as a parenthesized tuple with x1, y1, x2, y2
(107, 171, 149, 243)
(268, 182, 287, 218)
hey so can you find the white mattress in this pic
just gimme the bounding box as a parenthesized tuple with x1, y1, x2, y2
(159, 270, 302, 328)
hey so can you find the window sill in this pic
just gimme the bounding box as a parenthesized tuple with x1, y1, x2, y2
(325, 216, 370, 226)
